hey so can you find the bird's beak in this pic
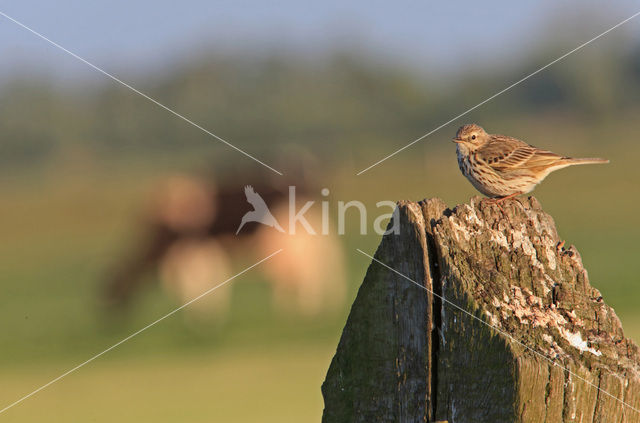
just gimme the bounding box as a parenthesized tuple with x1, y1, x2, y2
(452, 137, 463, 144)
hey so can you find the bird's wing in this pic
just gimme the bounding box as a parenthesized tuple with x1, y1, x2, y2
(479, 135, 564, 172)
(244, 185, 256, 201)
(244, 185, 268, 209)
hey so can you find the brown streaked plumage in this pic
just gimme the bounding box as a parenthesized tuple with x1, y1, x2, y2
(453, 124, 608, 200)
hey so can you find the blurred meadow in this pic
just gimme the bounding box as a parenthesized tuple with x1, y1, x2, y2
(2, 2, 640, 421)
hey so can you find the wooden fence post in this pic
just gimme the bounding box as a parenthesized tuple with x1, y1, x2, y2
(322, 197, 640, 423)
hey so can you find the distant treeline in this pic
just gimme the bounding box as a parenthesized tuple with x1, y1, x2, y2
(1, 40, 640, 166)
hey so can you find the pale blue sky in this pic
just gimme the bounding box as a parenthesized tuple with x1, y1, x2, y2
(1, 1, 639, 82)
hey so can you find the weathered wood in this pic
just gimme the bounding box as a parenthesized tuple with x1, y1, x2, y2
(322, 196, 640, 423)
(321, 202, 439, 422)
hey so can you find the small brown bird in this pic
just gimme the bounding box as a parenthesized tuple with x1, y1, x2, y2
(453, 124, 608, 201)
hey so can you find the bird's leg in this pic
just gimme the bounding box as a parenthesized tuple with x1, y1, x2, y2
(482, 197, 505, 213)
(484, 192, 522, 213)
(495, 192, 521, 203)
(493, 199, 506, 214)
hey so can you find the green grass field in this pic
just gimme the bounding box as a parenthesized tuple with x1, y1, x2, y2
(0, 346, 333, 422)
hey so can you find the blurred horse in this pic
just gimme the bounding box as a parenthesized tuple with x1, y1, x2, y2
(102, 170, 346, 319)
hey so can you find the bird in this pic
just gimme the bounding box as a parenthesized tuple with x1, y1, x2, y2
(452, 124, 608, 202)
(236, 185, 285, 234)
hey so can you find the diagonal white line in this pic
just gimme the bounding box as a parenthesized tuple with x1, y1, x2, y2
(0, 11, 283, 176)
(356, 10, 640, 175)
(0, 249, 283, 415)
(356, 248, 640, 414)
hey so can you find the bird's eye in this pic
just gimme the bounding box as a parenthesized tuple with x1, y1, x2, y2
(471, 135, 476, 140)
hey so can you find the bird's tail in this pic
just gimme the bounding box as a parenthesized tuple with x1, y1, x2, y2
(563, 157, 609, 166)
(235, 218, 247, 235)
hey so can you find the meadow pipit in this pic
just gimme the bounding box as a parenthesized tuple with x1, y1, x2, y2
(453, 124, 608, 201)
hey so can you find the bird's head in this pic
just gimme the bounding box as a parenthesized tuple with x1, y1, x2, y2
(453, 124, 489, 148)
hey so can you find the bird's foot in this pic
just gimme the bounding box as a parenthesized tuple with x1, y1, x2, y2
(483, 197, 507, 213)
(484, 193, 522, 214)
